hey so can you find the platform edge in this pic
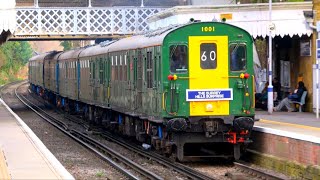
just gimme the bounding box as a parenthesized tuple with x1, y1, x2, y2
(0, 98, 75, 180)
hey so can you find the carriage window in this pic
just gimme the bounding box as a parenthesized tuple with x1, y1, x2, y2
(230, 44, 246, 71)
(200, 43, 217, 69)
(169, 45, 188, 73)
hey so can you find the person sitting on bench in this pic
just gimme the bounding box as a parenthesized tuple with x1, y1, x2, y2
(273, 81, 307, 112)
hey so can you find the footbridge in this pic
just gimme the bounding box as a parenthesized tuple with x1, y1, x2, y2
(1, 6, 166, 41)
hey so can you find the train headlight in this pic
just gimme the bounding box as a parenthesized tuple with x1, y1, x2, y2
(244, 73, 250, 79)
(167, 74, 178, 81)
(173, 74, 178, 80)
(205, 103, 213, 112)
(167, 74, 174, 81)
(239, 73, 244, 79)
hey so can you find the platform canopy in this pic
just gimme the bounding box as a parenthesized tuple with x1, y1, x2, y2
(0, 0, 16, 33)
(148, 2, 313, 38)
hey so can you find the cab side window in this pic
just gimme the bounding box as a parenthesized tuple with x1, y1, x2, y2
(230, 44, 246, 71)
(169, 45, 188, 73)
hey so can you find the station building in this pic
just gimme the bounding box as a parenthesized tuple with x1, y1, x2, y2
(147, 2, 316, 112)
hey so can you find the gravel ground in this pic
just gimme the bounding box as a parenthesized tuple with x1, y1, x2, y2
(2, 82, 125, 180)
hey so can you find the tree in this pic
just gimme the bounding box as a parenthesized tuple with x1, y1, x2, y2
(60, 41, 72, 51)
(0, 41, 33, 84)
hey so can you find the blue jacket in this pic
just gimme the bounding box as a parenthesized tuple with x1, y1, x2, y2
(288, 87, 306, 102)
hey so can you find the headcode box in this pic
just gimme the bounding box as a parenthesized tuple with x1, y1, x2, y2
(186, 89, 233, 101)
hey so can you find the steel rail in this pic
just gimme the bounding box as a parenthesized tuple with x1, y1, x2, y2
(18, 82, 212, 180)
(0, 80, 24, 99)
(14, 84, 142, 180)
(98, 131, 216, 180)
(234, 162, 286, 180)
(71, 130, 163, 180)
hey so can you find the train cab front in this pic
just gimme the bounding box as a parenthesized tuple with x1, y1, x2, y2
(161, 22, 256, 161)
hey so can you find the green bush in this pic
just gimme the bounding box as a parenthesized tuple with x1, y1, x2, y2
(0, 41, 33, 85)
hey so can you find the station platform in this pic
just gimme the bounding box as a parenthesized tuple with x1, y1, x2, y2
(255, 110, 320, 142)
(249, 110, 320, 179)
(0, 99, 74, 180)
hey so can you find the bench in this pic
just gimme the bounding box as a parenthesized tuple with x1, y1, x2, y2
(291, 91, 307, 112)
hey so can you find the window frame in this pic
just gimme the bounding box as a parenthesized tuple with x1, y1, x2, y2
(169, 44, 188, 74)
(229, 43, 247, 72)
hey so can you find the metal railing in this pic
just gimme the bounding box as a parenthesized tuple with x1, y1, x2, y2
(12, 7, 166, 39)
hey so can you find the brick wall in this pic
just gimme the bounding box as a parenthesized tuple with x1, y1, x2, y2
(250, 131, 320, 166)
(248, 131, 320, 179)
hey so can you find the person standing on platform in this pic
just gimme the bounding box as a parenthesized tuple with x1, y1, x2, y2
(272, 77, 281, 100)
(273, 81, 306, 112)
(255, 82, 268, 109)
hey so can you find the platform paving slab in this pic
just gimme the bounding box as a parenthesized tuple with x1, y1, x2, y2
(0, 99, 74, 180)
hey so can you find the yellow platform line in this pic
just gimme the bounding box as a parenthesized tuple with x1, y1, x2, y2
(259, 119, 320, 131)
(0, 150, 10, 180)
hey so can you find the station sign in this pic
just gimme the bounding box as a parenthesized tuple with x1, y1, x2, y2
(186, 89, 233, 101)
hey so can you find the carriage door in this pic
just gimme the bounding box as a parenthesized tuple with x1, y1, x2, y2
(97, 57, 104, 102)
(93, 58, 99, 101)
(77, 59, 80, 99)
(129, 51, 136, 110)
(56, 62, 59, 93)
(188, 36, 230, 116)
(135, 49, 143, 112)
(103, 55, 110, 103)
(89, 59, 94, 100)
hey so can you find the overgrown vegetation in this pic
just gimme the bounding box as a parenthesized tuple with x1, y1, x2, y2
(95, 171, 105, 178)
(60, 41, 72, 51)
(60, 41, 85, 51)
(0, 41, 33, 85)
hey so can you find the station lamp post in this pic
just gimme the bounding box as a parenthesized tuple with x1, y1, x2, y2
(34, 0, 38, 7)
(88, 0, 92, 7)
(267, 0, 274, 114)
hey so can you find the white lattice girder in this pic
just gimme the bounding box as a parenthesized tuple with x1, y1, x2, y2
(14, 7, 166, 36)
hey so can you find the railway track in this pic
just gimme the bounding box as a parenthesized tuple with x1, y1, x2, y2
(93, 130, 217, 180)
(15, 82, 157, 180)
(227, 162, 287, 180)
(14, 82, 216, 179)
(9, 81, 289, 180)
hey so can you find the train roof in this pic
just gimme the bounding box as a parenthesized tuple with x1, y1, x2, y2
(58, 48, 85, 60)
(107, 25, 180, 52)
(29, 52, 51, 61)
(29, 51, 62, 62)
(31, 22, 253, 61)
(79, 44, 108, 58)
(79, 25, 180, 58)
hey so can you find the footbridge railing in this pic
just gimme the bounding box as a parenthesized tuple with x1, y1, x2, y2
(11, 7, 166, 40)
